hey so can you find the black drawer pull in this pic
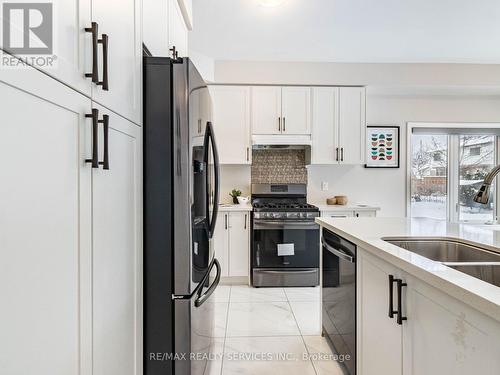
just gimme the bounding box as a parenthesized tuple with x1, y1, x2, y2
(85, 109, 99, 168)
(98, 114, 110, 170)
(97, 34, 109, 91)
(388, 274, 397, 319)
(85, 22, 99, 83)
(396, 279, 408, 325)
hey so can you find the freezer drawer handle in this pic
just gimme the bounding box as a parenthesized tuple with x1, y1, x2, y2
(195, 258, 221, 308)
(321, 238, 355, 263)
(97, 34, 109, 91)
(98, 114, 110, 170)
(84, 22, 99, 83)
(85, 109, 99, 168)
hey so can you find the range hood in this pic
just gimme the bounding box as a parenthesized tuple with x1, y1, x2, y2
(251, 134, 312, 147)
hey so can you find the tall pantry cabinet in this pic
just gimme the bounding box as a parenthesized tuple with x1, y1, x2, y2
(0, 0, 143, 372)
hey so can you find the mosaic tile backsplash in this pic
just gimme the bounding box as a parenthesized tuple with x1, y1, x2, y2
(251, 149, 307, 184)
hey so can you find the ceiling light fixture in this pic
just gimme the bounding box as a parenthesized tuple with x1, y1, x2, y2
(258, 0, 287, 7)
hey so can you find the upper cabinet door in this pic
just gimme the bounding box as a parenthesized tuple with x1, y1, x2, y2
(338, 87, 366, 164)
(0, 0, 92, 96)
(91, 0, 142, 125)
(143, 0, 170, 56)
(281, 87, 311, 135)
(0, 61, 92, 375)
(251, 86, 282, 135)
(311, 87, 339, 164)
(210, 86, 251, 164)
(168, 0, 189, 58)
(91, 103, 142, 375)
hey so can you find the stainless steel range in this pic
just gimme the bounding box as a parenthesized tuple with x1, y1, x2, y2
(251, 183, 320, 287)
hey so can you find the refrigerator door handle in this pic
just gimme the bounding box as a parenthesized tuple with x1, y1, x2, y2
(204, 121, 220, 238)
(195, 258, 221, 307)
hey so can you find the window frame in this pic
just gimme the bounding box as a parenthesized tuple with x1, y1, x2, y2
(406, 122, 500, 223)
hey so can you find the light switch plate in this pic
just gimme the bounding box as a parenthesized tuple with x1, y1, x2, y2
(321, 182, 329, 191)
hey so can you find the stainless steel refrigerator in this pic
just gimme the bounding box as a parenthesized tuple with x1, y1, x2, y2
(144, 56, 221, 375)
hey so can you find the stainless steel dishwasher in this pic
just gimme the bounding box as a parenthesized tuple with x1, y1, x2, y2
(322, 228, 356, 375)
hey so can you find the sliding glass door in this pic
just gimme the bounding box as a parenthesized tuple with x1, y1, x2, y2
(410, 127, 498, 223)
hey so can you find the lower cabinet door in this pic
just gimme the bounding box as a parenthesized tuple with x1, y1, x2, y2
(403, 276, 500, 375)
(213, 212, 229, 277)
(358, 251, 403, 375)
(91, 104, 142, 375)
(0, 65, 92, 374)
(229, 212, 250, 277)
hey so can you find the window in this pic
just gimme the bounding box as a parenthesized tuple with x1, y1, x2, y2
(469, 146, 481, 157)
(409, 126, 499, 223)
(411, 135, 448, 220)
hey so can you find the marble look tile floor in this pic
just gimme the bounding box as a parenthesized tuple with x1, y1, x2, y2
(204, 285, 346, 375)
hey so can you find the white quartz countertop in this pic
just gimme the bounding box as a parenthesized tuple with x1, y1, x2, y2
(315, 217, 500, 321)
(218, 203, 253, 212)
(312, 203, 380, 211)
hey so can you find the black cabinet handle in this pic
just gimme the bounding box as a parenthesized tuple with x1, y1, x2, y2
(244, 214, 247, 229)
(336, 147, 339, 161)
(283, 117, 286, 132)
(341, 147, 344, 162)
(97, 34, 109, 91)
(246, 147, 249, 162)
(85, 22, 99, 83)
(397, 279, 408, 325)
(225, 214, 228, 230)
(98, 114, 110, 170)
(278, 117, 281, 132)
(388, 275, 397, 319)
(85, 109, 99, 168)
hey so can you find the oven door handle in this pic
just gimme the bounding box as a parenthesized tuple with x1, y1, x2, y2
(253, 220, 319, 230)
(322, 238, 355, 263)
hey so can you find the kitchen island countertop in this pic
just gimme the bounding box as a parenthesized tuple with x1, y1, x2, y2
(316, 217, 500, 321)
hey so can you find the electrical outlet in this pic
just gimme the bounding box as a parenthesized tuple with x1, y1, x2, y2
(321, 182, 329, 191)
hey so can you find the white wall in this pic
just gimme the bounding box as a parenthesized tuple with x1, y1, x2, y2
(213, 61, 500, 216)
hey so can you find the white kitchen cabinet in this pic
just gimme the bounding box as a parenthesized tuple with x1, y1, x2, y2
(338, 87, 366, 164)
(214, 212, 230, 277)
(354, 210, 376, 217)
(91, 103, 142, 375)
(358, 252, 403, 375)
(0, 1, 92, 96)
(168, 0, 189, 58)
(210, 86, 251, 164)
(358, 249, 500, 375)
(321, 210, 354, 218)
(251, 86, 282, 135)
(92, 0, 142, 125)
(252, 86, 311, 136)
(311, 87, 365, 165)
(281, 87, 311, 135)
(228, 212, 251, 277)
(143, 0, 170, 56)
(312, 87, 339, 164)
(402, 275, 500, 375)
(0, 61, 142, 375)
(213, 211, 250, 278)
(0, 61, 92, 375)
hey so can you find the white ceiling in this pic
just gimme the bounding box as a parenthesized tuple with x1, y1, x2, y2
(189, 0, 500, 63)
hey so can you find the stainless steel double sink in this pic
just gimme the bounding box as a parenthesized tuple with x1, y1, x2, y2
(383, 238, 500, 287)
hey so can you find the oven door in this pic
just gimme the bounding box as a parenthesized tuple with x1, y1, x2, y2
(252, 219, 320, 268)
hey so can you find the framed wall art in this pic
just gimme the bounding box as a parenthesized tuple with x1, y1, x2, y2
(365, 125, 400, 168)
